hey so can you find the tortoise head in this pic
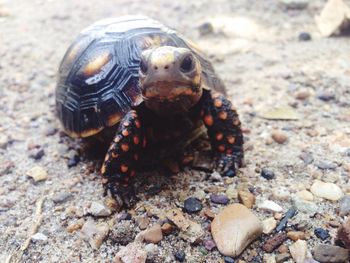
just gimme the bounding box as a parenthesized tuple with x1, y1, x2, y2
(139, 46, 202, 115)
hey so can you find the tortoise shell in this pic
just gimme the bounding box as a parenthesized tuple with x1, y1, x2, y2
(56, 16, 225, 138)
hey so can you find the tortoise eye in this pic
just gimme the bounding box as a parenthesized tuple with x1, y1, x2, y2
(140, 59, 148, 74)
(180, 55, 194, 72)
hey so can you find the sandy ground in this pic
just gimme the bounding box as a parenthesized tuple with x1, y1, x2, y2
(1, 0, 350, 262)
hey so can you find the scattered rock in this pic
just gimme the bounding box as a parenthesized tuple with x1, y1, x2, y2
(174, 250, 186, 262)
(264, 254, 277, 263)
(0, 134, 9, 149)
(210, 194, 229, 205)
(27, 166, 48, 182)
(143, 224, 163, 244)
(271, 130, 288, 144)
(117, 212, 132, 221)
(261, 168, 275, 180)
(238, 190, 255, 208)
(313, 244, 349, 263)
(224, 256, 235, 263)
(183, 197, 202, 214)
(161, 222, 173, 235)
(316, 160, 338, 170)
(144, 243, 158, 259)
(203, 239, 216, 251)
(28, 147, 45, 160)
(198, 22, 214, 36)
(226, 185, 238, 199)
(279, 0, 309, 9)
(114, 242, 147, 263)
(261, 106, 299, 120)
(81, 220, 109, 249)
(166, 209, 190, 231)
(110, 221, 136, 245)
(52, 192, 72, 204)
(336, 217, 350, 248)
(275, 253, 291, 263)
(67, 155, 80, 168)
(66, 219, 85, 233)
(317, 90, 336, 101)
(298, 32, 311, 41)
(263, 233, 288, 253)
(314, 228, 330, 240)
(137, 216, 150, 230)
(296, 190, 313, 201)
(31, 232, 48, 243)
(210, 171, 223, 181)
(289, 240, 308, 263)
(310, 180, 343, 201)
(203, 208, 216, 220)
(89, 201, 112, 217)
(179, 220, 204, 244)
(339, 195, 350, 216)
(258, 200, 283, 213)
(293, 198, 318, 214)
(211, 204, 263, 256)
(299, 152, 314, 164)
(262, 217, 277, 234)
(287, 231, 306, 241)
(315, 0, 350, 37)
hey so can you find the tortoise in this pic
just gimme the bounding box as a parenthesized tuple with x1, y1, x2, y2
(56, 16, 243, 206)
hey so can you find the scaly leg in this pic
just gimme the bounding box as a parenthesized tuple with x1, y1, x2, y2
(101, 110, 145, 207)
(201, 90, 244, 177)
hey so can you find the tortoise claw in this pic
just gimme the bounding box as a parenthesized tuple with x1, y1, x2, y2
(215, 154, 239, 177)
(104, 181, 137, 209)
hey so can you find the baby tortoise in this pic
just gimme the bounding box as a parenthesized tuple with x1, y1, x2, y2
(56, 16, 243, 207)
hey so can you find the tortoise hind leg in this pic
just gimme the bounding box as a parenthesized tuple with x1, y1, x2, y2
(101, 110, 145, 207)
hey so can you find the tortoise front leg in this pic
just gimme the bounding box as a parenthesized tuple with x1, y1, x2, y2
(201, 90, 244, 177)
(101, 110, 145, 207)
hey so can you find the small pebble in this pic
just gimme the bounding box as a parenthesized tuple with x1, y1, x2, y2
(198, 22, 214, 36)
(296, 190, 313, 201)
(339, 195, 350, 216)
(337, 217, 350, 248)
(316, 91, 335, 101)
(316, 161, 337, 170)
(114, 242, 147, 263)
(262, 217, 277, 234)
(68, 155, 80, 168)
(137, 216, 150, 230)
(314, 228, 330, 240)
(258, 200, 283, 213)
(224, 256, 235, 263)
(203, 209, 216, 220)
(174, 250, 186, 262)
(275, 253, 290, 263)
(276, 206, 297, 232)
(295, 89, 310, 100)
(143, 224, 163, 244)
(210, 194, 229, 205)
(263, 233, 288, 253)
(81, 220, 109, 249)
(210, 171, 223, 181)
(298, 32, 311, 41)
(31, 232, 48, 242)
(287, 231, 306, 241)
(27, 166, 48, 182)
(52, 192, 72, 204)
(289, 240, 307, 263)
(184, 197, 203, 214)
(299, 152, 314, 164)
(310, 180, 343, 201)
(271, 130, 288, 144)
(161, 222, 173, 235)
(117, 212, 132, 221)
(203, 239, 216, 251)
(261, 168, 275, 180)
(313, 244, 349, 263)
(29, 147, 45, 160)
(179, 220, 204, 244)
(89, 202, 111, 217)
(238, 190, 255, 208)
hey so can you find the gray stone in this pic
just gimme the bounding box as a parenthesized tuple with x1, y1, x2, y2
(339, 195, 350, 216)
(32, 232, 48, 243)
(293, 198, 318, 214)
(89, 201, 111, 217)
(52, 192, 72, 204)
(313, 244, 349, 263)
(279, 0, 309, 9)
(316, 161, 337, 170)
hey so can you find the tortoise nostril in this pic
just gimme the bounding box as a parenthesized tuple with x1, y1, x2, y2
(154, 66, 158, 70)
(164, 65, 169, 69)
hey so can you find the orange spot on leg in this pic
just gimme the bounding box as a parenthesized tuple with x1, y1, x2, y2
(216, 132, 223, 141)
(135, 120, 141, 129)
(133, 135, 140, 145)
(218, 111, 227, 120)
(218, 145, 226, 152)
(204, 115, 214, 126)
(227, 135, 235, 144)
(121, 143, 129, 152)
(214, 99, 222, 108)
(130, 170, 136, 177)
(114, 136, 122, 143)
(122, 129, 129, 136)
(233, 118, 241, 126)
(120, 164, 128, 173)
(111, 152, 119, 158)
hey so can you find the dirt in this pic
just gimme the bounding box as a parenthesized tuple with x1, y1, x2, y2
(1, 0, 350, 262)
